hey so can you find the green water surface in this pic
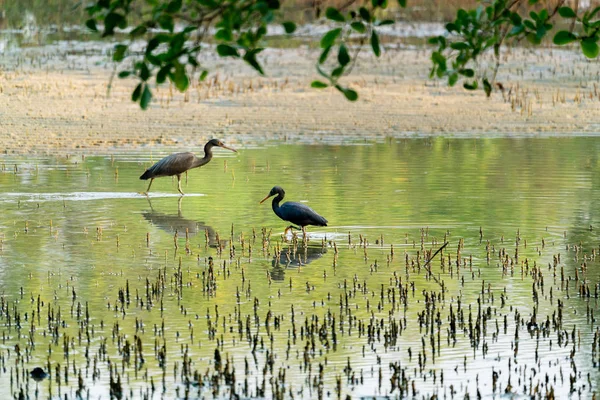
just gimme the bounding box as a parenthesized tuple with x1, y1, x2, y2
(1, 137, 600, 399)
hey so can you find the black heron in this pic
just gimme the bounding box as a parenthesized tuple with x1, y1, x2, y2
(140, 139, 236, 195)
(260, 186, 328, 236)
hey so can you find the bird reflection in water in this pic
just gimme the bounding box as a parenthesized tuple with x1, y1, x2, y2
(142, 196, 225, 249)
(271, 244, 327, 281)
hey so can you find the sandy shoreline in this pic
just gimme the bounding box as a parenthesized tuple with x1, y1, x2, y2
(0, 41, 599, 154)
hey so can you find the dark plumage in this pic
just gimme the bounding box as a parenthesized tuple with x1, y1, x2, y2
(30, 367, 48, 382)
(140, 139, 236, 195)
(260, 186, 327, 235)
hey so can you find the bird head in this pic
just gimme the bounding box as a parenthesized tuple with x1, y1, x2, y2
(207, 139, 237, 152)
(260, 186, 284, 204)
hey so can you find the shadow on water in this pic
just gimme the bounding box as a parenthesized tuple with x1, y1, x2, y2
(271, 244, 327, 281)
(142, 196, 224, 248)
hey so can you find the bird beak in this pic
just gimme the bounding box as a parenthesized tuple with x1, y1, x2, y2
(220, 144, 237, 153)
(259, 194, 273, 204)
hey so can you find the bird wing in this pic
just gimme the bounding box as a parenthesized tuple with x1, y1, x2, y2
(278, 201, 328, 226)
(145, 152, 196, 177)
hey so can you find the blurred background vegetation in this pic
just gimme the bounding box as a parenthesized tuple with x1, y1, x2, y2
(0, 0, 487, 29)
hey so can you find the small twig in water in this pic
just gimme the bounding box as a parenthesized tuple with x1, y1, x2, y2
(422, 241, 449, 287)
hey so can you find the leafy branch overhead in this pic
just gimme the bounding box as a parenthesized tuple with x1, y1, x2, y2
(428, 0, 600, 96)
(85, 0, 407, 109)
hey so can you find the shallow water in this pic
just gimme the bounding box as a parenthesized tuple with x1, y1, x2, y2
(1, 137, 600, 398)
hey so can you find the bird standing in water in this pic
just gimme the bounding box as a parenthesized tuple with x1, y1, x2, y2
(140, 139, 236, 195)
(260, 186, 328, 236)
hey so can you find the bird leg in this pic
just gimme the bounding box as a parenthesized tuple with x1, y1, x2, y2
(177, 174, 185, 196)
(177, 195, 183, 215)
(284, 225, 301, 237)
(141, 178, 154, 196)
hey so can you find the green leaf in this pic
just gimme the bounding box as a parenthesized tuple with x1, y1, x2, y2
(428, 36, 446, 47)
(509, 12, 522, 26)
(483, 78, 492, 97)
(558, 6, 577, 18)
(118, 71, 131, 78)
(283, 21, 296, 34)
(351, 22, 366, 33)
(188, 55, 199, 67)
(553, 30, 578, 45)
(359, 7, 371, 22)
(335, 85, 358, 101)
(523, 20, 535, 30)
(448, 72, 458, 86)
(463, 80, 478, 90)
(132, 83, 142, 102)
(509, 25, 525, 36)
(587, 6, 600, 21)
(215, 29, 233, 41)
(182, 26, 197, 34)
(311, 80, 328, 88)
(157, 65, 171, 84)
(113, 44, 127, 62)
(266, 0, 280, 10)
(319, 46, 331, 64)
(338, 44, 350, 66)
(529, 11, 538, 21)
(431, 51, 445, 64)
(450, 42, 469, 50)
(370, 30, 381, 57)
(158, 14, 174, 32)
(458, 68, 474, 77)
(445, 22, 458, 33)
(103, 12, 125, 36)
(581, 37, 600, 58)
(173, 65, 189, 91)
(243, 49, 265, 75)
(331, 65, 345, 78)
(398, 0, 406, 7)
(169, 33, 185, 56)
(166, 0, 183, 13)
(85, 19, 97, 32)
(139, 62, 150, 81)
(216, 44, 240, 57)
(321, 28, 342, 48)
(130, 25, 147, 38)
(146, 36, 165, 55)
(376, 19, 394, 26)
(199, 70, 209, 82)
(371, 0, 387, 9)
(526, 32, 541, 45)
(140, 84, 152, 110)
(325, 7, 345, 22)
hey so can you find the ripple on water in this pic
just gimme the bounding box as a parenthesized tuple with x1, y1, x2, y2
(0, 192, 205, 202)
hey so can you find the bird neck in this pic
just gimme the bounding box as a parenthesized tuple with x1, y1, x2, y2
(192, 144, 214, 168)
(271, 193, 284, 213)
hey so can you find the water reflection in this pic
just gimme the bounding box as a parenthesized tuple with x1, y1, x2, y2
(271, 244, 327, 281)
(1, 139, 600, 399)
(142, 197, 223, 248)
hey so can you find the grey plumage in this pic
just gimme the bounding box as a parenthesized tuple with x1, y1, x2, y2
(140, 139, 236, 195)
